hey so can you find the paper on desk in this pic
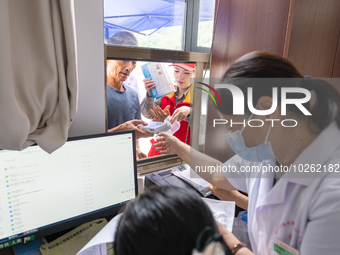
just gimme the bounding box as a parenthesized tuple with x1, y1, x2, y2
(76, 214, 122, 255)
(137, 173, 145, 194)
(77, 244, 107, 255)
(202, 197, 235, 232)
(39, 218, 107, 255)
(171, 164, 212, 197)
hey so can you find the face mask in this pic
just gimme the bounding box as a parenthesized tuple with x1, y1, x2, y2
(225, 114, 276, 162)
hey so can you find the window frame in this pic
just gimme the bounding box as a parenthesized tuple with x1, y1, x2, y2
(105, 45, 209, 173)
(185, 0, 214, 53)
(103, 0, 214, 53)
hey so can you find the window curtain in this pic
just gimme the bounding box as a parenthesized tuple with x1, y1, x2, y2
(0, 0, 78, 153)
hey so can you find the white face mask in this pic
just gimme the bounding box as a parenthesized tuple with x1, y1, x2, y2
(225, 113, 276, 162)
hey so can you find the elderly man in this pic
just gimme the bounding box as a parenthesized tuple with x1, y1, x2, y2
(106, 31, 141, 102)
(106, 59, 140, 128)
(106, 32, 147, 159)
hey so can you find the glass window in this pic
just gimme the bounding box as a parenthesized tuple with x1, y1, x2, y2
(103, 0, 216, 53)
(106, 58, 196, 160)
(197, 0, 215, 48)
(103, 0, 186, 50)
(105, 44, 210, 169)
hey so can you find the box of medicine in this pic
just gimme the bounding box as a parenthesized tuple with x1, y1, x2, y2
(141, 122, 171, 134)
(141, 62, 174, 99)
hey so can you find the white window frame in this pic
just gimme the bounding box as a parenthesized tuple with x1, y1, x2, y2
(105, 45, 210, 173)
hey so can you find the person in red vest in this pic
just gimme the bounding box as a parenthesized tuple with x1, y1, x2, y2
(140, 63, 195, 157)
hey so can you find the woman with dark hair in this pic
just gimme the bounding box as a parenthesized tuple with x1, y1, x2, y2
(114, 186, 237, 255)
(154, 52, 340, 254)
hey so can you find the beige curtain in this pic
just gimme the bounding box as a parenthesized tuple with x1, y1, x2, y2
(0, 0, 78, 153)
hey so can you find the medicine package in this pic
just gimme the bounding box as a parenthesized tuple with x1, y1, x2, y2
(141, 62, 174, 99)
(141, 122, 171, 134)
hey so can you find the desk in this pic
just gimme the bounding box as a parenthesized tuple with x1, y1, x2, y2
(145, 168, 244, 217)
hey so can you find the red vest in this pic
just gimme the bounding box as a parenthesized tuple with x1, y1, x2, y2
(148, 89, 192, 157)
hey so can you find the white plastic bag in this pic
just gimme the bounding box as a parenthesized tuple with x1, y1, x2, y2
(153, 115, 180, 142)
(164, 115, 180, 134)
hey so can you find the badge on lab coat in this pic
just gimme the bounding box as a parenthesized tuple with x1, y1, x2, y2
(274, 239, 299, 255)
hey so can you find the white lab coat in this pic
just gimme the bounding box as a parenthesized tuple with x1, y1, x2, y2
(224, 122, 340, 255)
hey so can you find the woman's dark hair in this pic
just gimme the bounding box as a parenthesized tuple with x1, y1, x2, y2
(216, 52, 340, 130)
(114, 186, 218, 255)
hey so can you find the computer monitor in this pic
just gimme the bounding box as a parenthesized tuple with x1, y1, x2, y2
(0, 130, 137, 248)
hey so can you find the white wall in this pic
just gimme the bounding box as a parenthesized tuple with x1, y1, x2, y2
(69, 0, 106, 137)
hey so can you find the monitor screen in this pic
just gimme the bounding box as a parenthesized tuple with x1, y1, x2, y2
(0, 130, 137, 247)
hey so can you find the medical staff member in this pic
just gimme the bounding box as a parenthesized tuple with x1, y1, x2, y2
(114, 186, 234, 255)
(140, 63, 195, 157)
(154, 52, 340, 255)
